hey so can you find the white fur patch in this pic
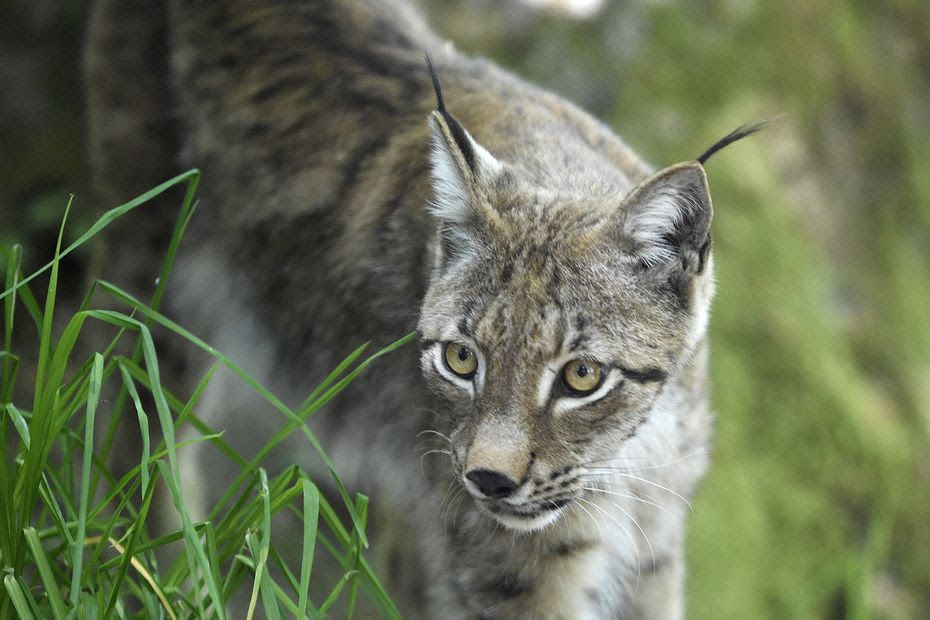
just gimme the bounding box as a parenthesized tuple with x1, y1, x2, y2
(625, 187, 695, 267)
(427, 115, 470, 225)
(484, 505, 565, 531)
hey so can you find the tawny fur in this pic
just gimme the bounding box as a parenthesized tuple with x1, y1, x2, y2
(86, 1, 717, 617)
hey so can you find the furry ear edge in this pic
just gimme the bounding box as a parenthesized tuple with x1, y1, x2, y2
(425, 58, 502, 225)
(424, 57, 503, 270)
(619, 162, 714, 275)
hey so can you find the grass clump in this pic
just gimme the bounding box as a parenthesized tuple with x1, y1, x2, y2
(0, 171, 407, 618)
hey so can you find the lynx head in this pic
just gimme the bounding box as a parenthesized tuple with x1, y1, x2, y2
(417, 62, 753, 531)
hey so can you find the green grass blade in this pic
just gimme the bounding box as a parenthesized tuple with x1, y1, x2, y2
(0, 242, 42, 332)
(356, 557, 402, 620)
(95, 281, 386, 549)
(213, 470, 301, 571)
(299, 332, 416, 419)
(0, 352, 18, 404)
(139, 353, 220, 619)
(146, 174, 200, 318)
(18, 310, 99, 563)
(267, 575, 317, 619)
(202, 521, 225, 620)
(78, 592, 98, 619)
(13, 309, 129, 562)
(31, 309, 219, 612)
(193, 478, 258, 586)
(4, 403, 30, 448)
(0, 403, 20, 570)
(296, 341, 370, 412)
(315, 494, 351, 550)
(69, 353, 103, 606)
(346, 494, 369, 619)
(81, 475, 141, 582)
(0, 170, 201, 304)
(258, 561, 280, 620)
(245, 469, 272, 620)
(46, 278, 411, 613)
(306, 494, 401, 619)
(23, 527, 67, 619)
(221, 552, 250, 604)
(318, 569, 357, 616)
(156, 460, 210, 619)
(3, 573, 38, 619)
(116, 361, 151, 495)
(0, 235, 24, 557)
(9, 277, 42, 334)
(85, 431, 221, 532)
(37, 472, 76, 549)
(97, 520, 211, 573)
(297, 478, 320, 619)
(245, 471, 281, 620)
(32, 194, 73, 410)
(103, 465, 161, 619)
(268, 544, 301, 600)
(13, 386, 62, 571)
(2, 243, 22, 402)
(77, 331, 131, 502)
(118, 359, 242, 467)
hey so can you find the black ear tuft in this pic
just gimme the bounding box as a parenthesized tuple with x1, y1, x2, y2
(425, 54, 476, 171)
(696, 120, 770, 165)
(426, 53, 447, 113)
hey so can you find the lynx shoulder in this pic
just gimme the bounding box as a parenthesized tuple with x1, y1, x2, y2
(86, 0, 756, 616)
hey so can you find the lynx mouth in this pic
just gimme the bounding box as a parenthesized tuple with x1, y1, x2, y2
(480, 497, 572, 532)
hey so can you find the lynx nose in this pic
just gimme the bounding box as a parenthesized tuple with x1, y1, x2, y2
(465, 469, 519, 499)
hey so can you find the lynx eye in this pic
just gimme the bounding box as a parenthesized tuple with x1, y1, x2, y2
(561, 359, 603, 395)
(443, 342, 478, 379)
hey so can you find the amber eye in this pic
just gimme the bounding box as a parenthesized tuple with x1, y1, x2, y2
(561, 359, 603, 395)
(443, 342, 478, 379)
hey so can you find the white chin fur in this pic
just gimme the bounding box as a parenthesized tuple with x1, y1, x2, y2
(483, 505, 565, 532)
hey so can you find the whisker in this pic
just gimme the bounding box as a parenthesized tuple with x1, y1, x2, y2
(415, 440, 448, 453)
(603, 498, 655, 572)
(420, 448, 451, 477)
(577, 497, 641, 588)
(442, 485, 465, 531)
(438, 477, 459, 515)
(583, 447, 707, 472)
(582, 486, 675, 520)
(572, 498, 604, 540)
(416, 429, 452, 444)
(414, 406, 451, 421)
(586, 470, 694, 514)
(449, 489, 467, 531)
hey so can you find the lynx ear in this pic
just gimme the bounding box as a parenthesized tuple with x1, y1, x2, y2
(427, 109, 502, 225)
(619, 162, 713, 275)
(425, 59, 502, 266)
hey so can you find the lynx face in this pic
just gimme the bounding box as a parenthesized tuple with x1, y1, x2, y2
(417, 96, 715, 531)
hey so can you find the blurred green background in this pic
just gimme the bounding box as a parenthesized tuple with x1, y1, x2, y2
(2, 0, 928, 617)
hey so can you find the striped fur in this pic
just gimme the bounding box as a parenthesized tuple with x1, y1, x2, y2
(86, 1, 716, 616)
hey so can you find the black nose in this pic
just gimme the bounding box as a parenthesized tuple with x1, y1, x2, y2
(465, 469, 519, 499)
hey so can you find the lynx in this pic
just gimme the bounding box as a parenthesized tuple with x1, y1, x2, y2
(86, 0, 759, 616)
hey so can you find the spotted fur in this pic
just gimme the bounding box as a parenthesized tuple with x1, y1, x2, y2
(87, 0, 721, 617)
